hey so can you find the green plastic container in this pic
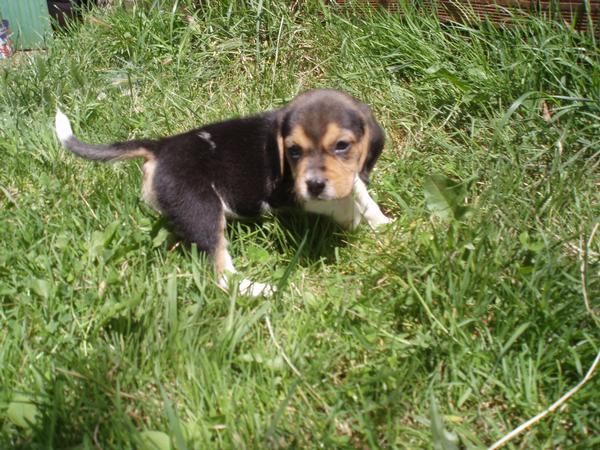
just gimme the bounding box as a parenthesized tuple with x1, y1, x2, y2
(0, 0, 52, 49)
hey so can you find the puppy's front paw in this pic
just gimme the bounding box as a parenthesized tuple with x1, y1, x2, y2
(238, 279, 276, 297)
(368, 213, 394, 230)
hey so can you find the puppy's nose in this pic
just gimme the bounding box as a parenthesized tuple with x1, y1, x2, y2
(306, 178, 326, 197)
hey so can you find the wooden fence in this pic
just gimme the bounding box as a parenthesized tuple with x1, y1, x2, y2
(333, 0, 599, 33)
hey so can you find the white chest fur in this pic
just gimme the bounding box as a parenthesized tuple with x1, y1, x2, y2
(302, 178, 392, 230)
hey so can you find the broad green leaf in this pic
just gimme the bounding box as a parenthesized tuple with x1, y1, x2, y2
(29, 278, 51, 299)
(139, 431, 171, 450)
(424, 174, 471, 221)
(425, 65, 469, 92)
(430, 395, 459, 450)
(519, 232, 545, 253)
(246, 244, 270, 263)
(152, 228, 169, 248)
(159, 385, 188, 450)
(90, 221, 120, 259)
(7, 394, 39, 429)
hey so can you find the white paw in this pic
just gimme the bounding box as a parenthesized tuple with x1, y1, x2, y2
(218, 271, 275, 297)
(238, 279, 276, 297)
(367, 214, 394, 230)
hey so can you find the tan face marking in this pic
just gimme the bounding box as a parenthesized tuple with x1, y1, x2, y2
(284, 126, 313, 154)
(285, 122, 370, 200)
(319, 154, 356, 198)
(321, 123, 354, 150)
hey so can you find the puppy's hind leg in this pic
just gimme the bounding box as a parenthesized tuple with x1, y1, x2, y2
(159, 182, 273, 297)
(214, 227, 275, 297)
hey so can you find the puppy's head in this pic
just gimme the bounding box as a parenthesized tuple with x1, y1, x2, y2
(278, 89, 384, 201)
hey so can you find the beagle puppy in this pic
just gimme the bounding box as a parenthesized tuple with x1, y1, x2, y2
(55, 89, 391, 296)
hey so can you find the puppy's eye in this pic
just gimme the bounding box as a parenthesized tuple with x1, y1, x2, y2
(334, 140, 351, 154)
(287, 145, 302, 160)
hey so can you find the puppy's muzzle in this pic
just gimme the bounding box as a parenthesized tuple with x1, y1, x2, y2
(306, 178, 327, 198)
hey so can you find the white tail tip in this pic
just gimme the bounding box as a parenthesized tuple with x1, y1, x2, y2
(55, 109, 73, 144)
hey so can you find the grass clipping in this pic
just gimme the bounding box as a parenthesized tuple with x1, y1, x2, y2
(489, 223, 599, 449)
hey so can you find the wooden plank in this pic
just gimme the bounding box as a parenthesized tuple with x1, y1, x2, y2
(333, 1, 599, 32)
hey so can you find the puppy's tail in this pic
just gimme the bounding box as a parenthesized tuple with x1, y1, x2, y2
(55, 109, 155, 161)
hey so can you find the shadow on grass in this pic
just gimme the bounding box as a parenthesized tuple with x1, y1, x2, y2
(2, 351, 141, 449)
(240, 210, 350, 265)
(151, 209, 351, 267)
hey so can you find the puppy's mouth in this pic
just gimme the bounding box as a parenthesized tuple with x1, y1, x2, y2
(306, 192, 334, 201)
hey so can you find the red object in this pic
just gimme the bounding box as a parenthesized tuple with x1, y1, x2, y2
(0, 19, 14, 59)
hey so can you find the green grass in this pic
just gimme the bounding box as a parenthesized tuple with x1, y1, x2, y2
(1, 0, 599, 448)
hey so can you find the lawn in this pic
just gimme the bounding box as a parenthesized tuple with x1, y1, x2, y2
(0, 1, 598, 448)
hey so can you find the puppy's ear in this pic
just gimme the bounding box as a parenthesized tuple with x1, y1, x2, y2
(274, 109, 289, 176)
(359, 107, 385, 184)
